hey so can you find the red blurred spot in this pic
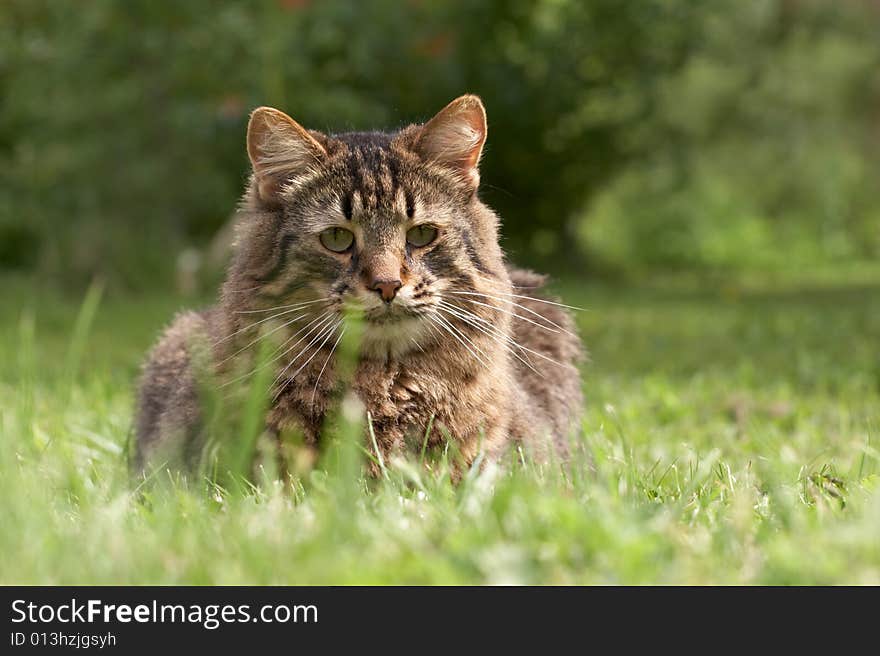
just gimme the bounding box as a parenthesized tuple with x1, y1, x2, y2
(414, 32, 453, 59)
(217, 94, 245, 121)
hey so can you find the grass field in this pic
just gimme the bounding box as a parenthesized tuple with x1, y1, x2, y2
(1, 269, 878, 584)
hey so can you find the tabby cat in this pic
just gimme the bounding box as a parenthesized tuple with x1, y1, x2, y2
(134, 95, 583, 476)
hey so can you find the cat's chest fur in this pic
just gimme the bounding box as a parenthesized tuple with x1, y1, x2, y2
(268, 347, 506, 458)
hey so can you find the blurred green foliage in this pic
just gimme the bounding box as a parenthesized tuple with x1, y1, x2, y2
(1, 0, 879, 286)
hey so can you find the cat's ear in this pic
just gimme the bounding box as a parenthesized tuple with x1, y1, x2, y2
(413, 95, 487, 188)
(247, 107, 326, 205)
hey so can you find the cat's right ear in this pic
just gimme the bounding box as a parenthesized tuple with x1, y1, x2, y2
(247, 107, 326, 205)
(412, 95, 487, 189)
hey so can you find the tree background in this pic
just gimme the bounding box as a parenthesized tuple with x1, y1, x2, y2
(2, 0, 879, 289)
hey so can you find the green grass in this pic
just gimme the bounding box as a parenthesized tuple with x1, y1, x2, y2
(1, 270, 879, 584)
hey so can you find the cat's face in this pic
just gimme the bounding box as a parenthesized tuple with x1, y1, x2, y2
(236, 96, 508, 357)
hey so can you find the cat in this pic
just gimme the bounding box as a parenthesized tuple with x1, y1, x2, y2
(133, 94, 584, 477)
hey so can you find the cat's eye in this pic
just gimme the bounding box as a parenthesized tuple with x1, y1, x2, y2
(406, 224, 438, 248)
(319, 227, 354, 253)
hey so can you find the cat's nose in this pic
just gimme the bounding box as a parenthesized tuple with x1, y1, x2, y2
(369, 278, 402, 302)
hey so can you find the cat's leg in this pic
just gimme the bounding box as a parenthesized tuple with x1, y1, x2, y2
(133, 311, 210, 477)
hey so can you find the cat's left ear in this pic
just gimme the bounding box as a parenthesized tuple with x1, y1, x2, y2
(413, 95, 487, 188)
(247, 106, 326, 205)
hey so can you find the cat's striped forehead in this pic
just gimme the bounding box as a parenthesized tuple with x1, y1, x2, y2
(332, 133, 409, 215)
(301, 130, 462, 220)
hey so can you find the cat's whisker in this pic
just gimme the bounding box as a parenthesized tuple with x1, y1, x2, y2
(267, 314, 338, 388)
(419, 317, 444, 349)
(310, 328, 346, 408)
(437, 303, 543, 378)
(471, 270, 543, 290)
(233, 297, 330, 315)
(435, 313, 509, 377)
(449, 293, 568, 336)
(213, 303, 325, 346)
(218, 311, 333, 389)
(270, 315, 339, 384)
(456, 285, 588, 312)
(410, 336, 426, 354)
(270, 326, 336, 397)
(262, 311, 332, 360)
(451, 290, 580, 337)
(438, 302, 543, 375)
(429, 314, 491, 370)
(273, 320, 342, 401)
(439, 301, 568, 370)
(215, 312, 311, 362)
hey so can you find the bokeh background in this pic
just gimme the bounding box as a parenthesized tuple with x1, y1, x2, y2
(3, 0, 879, 290)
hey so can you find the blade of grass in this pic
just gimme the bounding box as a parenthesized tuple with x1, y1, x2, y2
(64, 277, 105, 391)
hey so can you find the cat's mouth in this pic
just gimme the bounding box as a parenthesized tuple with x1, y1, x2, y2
(359, 306, 432, 358)
(363, 305, 422, 324)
